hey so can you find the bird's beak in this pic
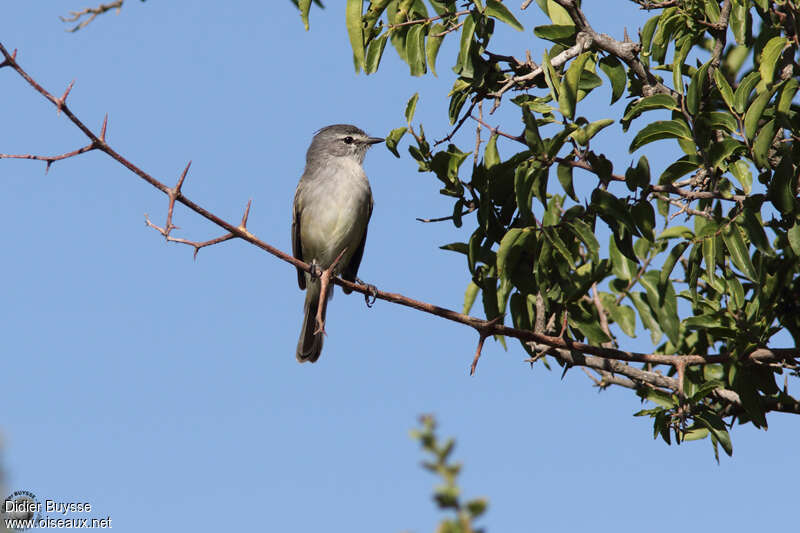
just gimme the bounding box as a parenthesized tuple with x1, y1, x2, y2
(366, 136, 384, 145)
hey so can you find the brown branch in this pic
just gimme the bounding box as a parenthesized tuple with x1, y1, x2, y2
(387, 9, 471, 30)
(60, 0, 125, 32)
(1, 42, 798, 377)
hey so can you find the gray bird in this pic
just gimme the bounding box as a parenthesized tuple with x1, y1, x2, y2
(292, 124, 383, 362)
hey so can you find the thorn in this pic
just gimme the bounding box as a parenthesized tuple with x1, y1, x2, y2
(560, 363, 572, 380)
(193, 246, 200, 261)
(176, 160, 191, 192)
(240, 199, 252, 229)
(56, 80, 75, 115)
(470, 333, 488, 376)
(45, 160, 53, 174)
(100, 114, 108, 142)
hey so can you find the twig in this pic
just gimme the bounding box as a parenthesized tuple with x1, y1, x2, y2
(60, 0, 124, 32)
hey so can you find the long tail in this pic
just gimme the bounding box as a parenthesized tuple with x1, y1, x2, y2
(296, 281, 324, 363)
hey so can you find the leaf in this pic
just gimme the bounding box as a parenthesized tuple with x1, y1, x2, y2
(364, 33, 388, 74)
(440, 242, 468, 254)
(730, 160, 752, 194)
(606, 299, 637, 337)
(733, 71, 759, 114)
(759, 36, 788, 88)
(629, 119, 693, 152)
(658, 226, 694, 240)
(621, 94, 680, 130)
(630, 292, 663, 344)
(541, 48, 560, 101)
(558, 52, 590, 120)
(708, 138, 745, 169)
(485, 133, 500, 168)
(426, 23, 445, 76)
(714, 70, 735, 111)
(730, 0, 749, 45)
(703, 233, 718, 288)
(533, 24, 576, 41)
(485, 0, 523, 31)
(752, 118, 776, 170)
(744, 85, 777, 140)
(405, 93, 419, 124)
(741, 209, 773, 256)
(569, 118, 614, 146)
(659, 155, 701, 184)
(405, 24, 427, 76)
(640, 14, 660, 66)
(768, 157, 797, 215)
(609, 233, 636, 281)
(455, 12, 477, 77)
(545, 0, 573, 25)
(598, 55, 625, 104)
(641, 270, 679, 344)
(385, 126, 408, 158)
(661, 241, 689, 284)
(723, 223, 757, 281)
(777, 78, 799, 123)
(569, 219, 599, 263)
(345, 0, 365, 73)
(687, 61, 711, 115)
(542, 226, 574, 264)
(788, 222, 800, 256)
(592, 188, 640, 237)
(695, 410, 733, 457)
(298, 0, 312, 30)
(557, 163, 578, 202)
(631, 201, 656, 242)
(496, 228, 533, 278)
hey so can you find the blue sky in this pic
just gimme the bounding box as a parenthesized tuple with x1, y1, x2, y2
(1, 1, 797, 532)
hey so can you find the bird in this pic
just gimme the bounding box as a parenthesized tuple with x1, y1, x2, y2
(291, 124, 384, 362)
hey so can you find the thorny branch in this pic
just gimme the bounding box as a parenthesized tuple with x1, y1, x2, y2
(1, 42, 799, 417)
(60, 0, 125, 32)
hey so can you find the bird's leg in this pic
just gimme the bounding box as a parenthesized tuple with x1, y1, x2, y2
(356, 278, 379, 308)
(313, 248, 348, 337)
(308, 260, 323, 281)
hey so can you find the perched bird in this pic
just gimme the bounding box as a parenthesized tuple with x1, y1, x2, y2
(291, 124, 383, 362)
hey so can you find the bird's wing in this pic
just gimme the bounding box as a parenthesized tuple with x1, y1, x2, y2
(291, 188, 306, 290)
(341, 194, 373, 292)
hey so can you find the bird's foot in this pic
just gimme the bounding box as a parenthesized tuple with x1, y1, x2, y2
(357, 278, 378, 308)
(308, 260, 323, 281)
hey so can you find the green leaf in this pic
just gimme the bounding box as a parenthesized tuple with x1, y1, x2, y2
(541, 48, 560, 101)
(496, 228, 533, 278)
(708, 138, 745, 170)
(640, 14, 660, 66)
(542, 226, 574, 264)
(405, 24, 427, 76)
(484, 133, 500, 169)
(629, 119, 693, 152)
(455, 12, 477, 77)
(657, 226, 694, 240)
(298, 0, 312, 30)
(533, 24, 576, 41)
(768, 157, 797, 215)
(730, 0, 749, 45)
(687, 61, 711, 115)
(752, 118, 776, 170)
(741, 209, 773, 256)
(777, 78, 799, 123)
(641, 270, 679, 344)
(545, 0, 573, 25)
(733, 71, 760, 114)
(788, 222, 800, 256)
(570, 118, 614, 146)
(622, 94, 680, 130)
(557, 162, 577, 201)
(485, 0, 523, 30)
(744, 85, 777, 140)
(703, 233, 718, 288)
(364, 33, 388, 74)
(385, 126, 408, 158)
(759, 36, 788, 88)
(729, 160, 752, 194)
(658, 155, 701, 184)
(695, 411, 733, 457)
(345, 0, 365, 73)
(598, 55, 625, 104)
(609, 233, 636, 281)
(466, 498, 489, 518)
(592, 188, 640, 237)
(723, 223, 757, 281)
(630, 292, 663, 344)
(558, 52, 590, 120)
(714, 70, 735, 111)
(631, 201, 656, 242)
(440, 242, 468, 255)
(569, 219, 599, 263)
(405, 93, 419, 124)
(605, 299, 637, 337)
(661, 241, 689, 284)
(426, 23, 445, 76)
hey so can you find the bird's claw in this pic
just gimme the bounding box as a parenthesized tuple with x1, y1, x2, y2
(308, 261, 323, 280)
(357, 278, 378, 308)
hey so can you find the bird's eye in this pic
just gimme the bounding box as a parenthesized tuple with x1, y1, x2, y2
(343, 136, 354, 144)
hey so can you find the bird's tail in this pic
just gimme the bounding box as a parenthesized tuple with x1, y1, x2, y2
(296, 281, 324, 363)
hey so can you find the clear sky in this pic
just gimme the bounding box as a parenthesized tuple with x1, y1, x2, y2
(1, 1, 797, 532)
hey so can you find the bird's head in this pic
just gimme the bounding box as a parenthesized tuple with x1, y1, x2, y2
(307, 124, 384, 164)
